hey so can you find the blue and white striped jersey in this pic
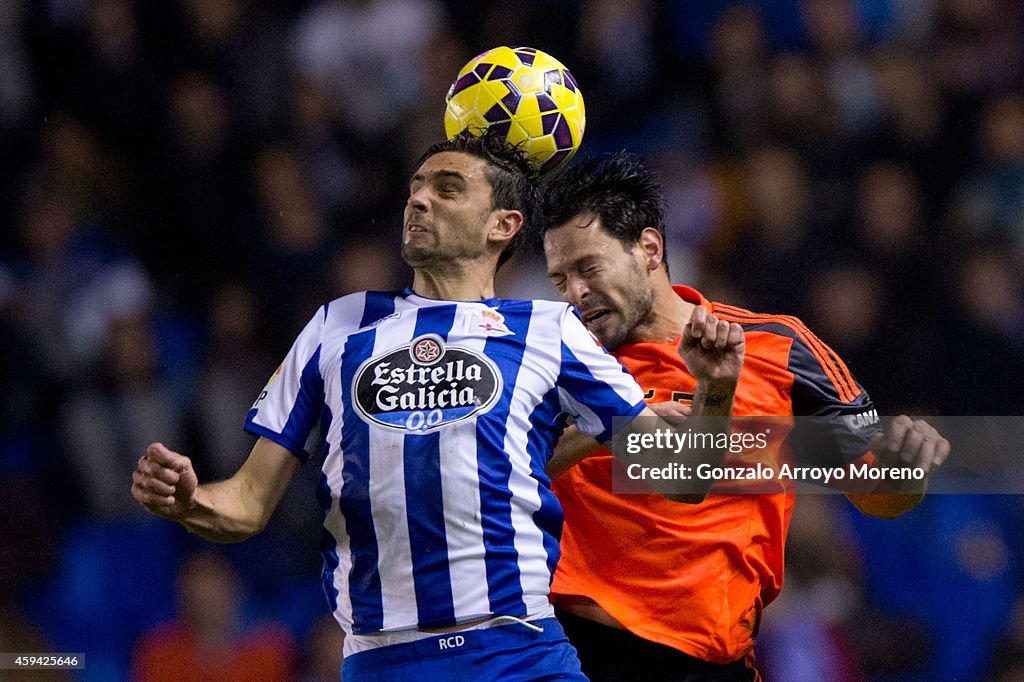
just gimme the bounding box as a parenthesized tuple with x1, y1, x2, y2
(245, 289, 646, 635)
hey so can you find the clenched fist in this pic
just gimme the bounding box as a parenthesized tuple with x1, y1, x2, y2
(131, 443, 198, 521)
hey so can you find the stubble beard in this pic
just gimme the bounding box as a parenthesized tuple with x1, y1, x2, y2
(591, 258, 654, 351)
(403, 206, 494, 272)
(402, 236, 486, 276)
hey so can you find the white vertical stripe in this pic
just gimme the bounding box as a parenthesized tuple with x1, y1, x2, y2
(440, 303, 491, 621)
(322, 449, 353, 631)
(319, 292, 411, 632)
(500, 307, 561, 608)
(367, 306, 420, 631)
(252, 308, 324, 434)
(320, 293, 370, 632)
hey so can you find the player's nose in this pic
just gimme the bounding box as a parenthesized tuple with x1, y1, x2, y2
(407, 185, 430, 212)
(567, 277, 589, 305)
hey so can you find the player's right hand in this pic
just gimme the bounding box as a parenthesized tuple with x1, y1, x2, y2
(131, 442, 198, 520)
(678, 305, 745, 384)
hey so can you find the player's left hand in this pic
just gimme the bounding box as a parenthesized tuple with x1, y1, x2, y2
(678, 306, 745, 385)
(868, 415, 950, 475)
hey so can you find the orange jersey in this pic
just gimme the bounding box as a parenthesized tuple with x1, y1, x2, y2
(551, 285, 876, 664)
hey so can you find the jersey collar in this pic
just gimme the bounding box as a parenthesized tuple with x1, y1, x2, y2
(672, 284, 713, 311)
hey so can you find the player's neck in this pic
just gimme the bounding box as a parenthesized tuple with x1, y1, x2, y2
(632, 282, 696, 344)
(411, 265, 496, 301)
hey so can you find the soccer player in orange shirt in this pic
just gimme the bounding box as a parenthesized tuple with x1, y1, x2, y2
(540, 153, 950, 681)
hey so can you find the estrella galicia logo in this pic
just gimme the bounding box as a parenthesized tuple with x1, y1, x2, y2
(353, 334, 502, 432)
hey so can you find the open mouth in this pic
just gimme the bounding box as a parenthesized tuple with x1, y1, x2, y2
(582, 309, 611, 324)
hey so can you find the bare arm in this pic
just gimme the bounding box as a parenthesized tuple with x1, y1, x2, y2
(681, 305, 744, 417)
(131, 437, 302, 542)
(548, 425, 603, 480)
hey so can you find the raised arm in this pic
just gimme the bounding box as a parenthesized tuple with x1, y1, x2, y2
(131, 437, 302, 542)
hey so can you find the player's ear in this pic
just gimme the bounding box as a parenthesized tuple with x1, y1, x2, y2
(489, 209, 523, 246)
(638, 227, 664, 272)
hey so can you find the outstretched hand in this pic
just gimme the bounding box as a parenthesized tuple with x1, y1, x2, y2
(131, 442, 199, 520)
(678, 306, 745, 385)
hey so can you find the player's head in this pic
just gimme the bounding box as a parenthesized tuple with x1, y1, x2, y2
(541, 152, 668, 350)
(405, 129, 537, 272)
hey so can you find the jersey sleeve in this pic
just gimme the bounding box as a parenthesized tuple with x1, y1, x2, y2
(244, 307, 327, 462)
(787, 329, 880, 466)
(555, 306, 647, 443)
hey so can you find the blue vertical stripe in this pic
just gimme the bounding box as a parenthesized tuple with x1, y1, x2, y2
(278, 347, 324, 459)
(315, 403, 339, 610)
(316, 403, 339, 612)
(477, 301, 534, 616)
(524, 387, 568, 578)
(339, 294, 395, 633)
(360, 290, 402, 328)
(403, 304, 458, 627)
(559, 342, 642, 443)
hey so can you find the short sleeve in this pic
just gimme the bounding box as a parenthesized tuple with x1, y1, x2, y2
(555, 307, 647, 443)
(787, 330, 880, 466)
(245, 307, 327, 462)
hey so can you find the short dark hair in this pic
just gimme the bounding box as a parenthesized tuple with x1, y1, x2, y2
(417, 129, 538, 268)
(541, 152, 668, 274)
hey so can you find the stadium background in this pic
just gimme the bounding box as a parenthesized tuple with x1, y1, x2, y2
(1, 0, 1023, 679)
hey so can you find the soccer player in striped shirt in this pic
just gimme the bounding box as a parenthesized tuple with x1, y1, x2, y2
(131, 131, 745, 681)
(541, 152, 950, 682)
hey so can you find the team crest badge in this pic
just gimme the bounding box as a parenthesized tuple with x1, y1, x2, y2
(412, 335, 443, 363)
(469, 308, 514, 337)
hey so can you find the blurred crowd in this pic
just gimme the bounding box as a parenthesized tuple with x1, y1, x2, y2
(1, 0, 1023, 680)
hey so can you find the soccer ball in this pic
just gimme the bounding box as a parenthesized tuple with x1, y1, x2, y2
(444, 46, 586, 176)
